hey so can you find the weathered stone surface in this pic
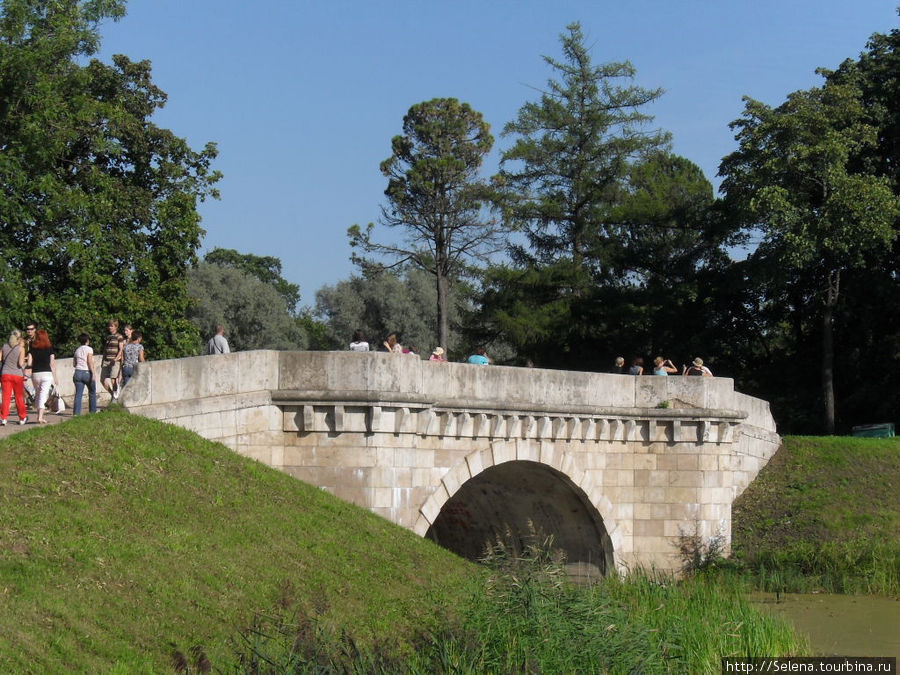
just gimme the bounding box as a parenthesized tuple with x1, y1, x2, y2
(117, 350, 779, 575)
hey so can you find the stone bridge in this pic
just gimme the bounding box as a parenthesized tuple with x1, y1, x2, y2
(98, 350, 778, 576)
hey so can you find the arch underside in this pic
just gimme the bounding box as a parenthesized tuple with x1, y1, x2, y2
(425, 460, 614, 579)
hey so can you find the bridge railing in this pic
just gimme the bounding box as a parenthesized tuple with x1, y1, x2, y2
(52, 350, 775, 436)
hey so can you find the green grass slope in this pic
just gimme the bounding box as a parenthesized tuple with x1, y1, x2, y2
(731, 436, 900, 594)
(0, 414, 478, 672)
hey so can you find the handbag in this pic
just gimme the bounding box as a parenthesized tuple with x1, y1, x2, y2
(48, 384, 66, 413)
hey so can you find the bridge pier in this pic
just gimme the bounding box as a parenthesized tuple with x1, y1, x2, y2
(114, 351, 780, 575)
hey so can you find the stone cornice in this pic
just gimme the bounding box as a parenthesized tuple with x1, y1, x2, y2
(270, 389, 747, 422)
(281, 401, 744, 444)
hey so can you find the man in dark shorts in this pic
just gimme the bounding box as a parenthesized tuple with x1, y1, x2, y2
(100, 319, 125, 401)
(22, 323, 37, 407)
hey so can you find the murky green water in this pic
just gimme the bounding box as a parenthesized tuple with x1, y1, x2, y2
(751, 592, 900, 657)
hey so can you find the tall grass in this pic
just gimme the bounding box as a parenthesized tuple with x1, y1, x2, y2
(232, 538, 807, 673)
(735, 539, 899, 595)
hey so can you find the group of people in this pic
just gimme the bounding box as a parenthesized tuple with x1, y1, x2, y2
(612, 356, 713, 377)
(348, 331, 491, 365)
(71, 319, 147, 415)
(0, 319, 146, 425)
(347, 332, 716, 376)
(348, 332, 713, 377)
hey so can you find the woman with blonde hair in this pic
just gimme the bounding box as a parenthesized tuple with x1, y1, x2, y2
(1, 330, 28, 425)
(27, 329, 58, 424)
(652, 357, 678, 376)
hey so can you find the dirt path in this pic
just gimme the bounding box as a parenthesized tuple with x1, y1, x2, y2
(0, 407, 106, 440)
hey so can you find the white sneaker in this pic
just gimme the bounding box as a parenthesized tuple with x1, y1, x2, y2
(18, 419, 26, 425)
(0, 419, 6, 426)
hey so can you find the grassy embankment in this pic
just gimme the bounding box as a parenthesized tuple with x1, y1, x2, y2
(0, 413, 475, 672)
(1, 414, 805, 672)
(730, 435, 900, 595)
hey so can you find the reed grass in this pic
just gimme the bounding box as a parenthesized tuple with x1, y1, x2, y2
(232, 538, 807, 673)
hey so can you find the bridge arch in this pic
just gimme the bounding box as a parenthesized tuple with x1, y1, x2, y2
(418, 447, 620, 578)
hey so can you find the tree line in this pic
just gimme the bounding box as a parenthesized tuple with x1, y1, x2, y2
(336, 22, 900, 435)
(1, 5, 896, 435)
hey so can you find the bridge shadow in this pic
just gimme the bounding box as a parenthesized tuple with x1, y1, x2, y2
(425, 460, 614, 581)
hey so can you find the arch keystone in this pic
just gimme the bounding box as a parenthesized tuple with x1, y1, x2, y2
(491, 440, 515, 465)
(515, 438, 540, 462)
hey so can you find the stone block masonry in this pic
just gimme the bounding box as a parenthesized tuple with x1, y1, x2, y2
(109, 350, 779, 575)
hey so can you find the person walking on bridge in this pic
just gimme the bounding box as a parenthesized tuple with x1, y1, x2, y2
(1, 330, 28, 425)
(27, 329, 58, 424)
(206, 324, 230, 355)
(684, 357, 713, 377)
(100, 320, 125, 401)
(72, 333, 98, 416)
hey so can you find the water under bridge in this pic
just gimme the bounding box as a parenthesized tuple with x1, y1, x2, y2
(76, 351, 778, 576)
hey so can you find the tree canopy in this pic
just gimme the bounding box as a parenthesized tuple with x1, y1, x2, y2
(187, 261, 307, 352)
(720, 75, 899, 433)
(0, 0, 221, 357)
(474, 23, 721, 371)
(313, 266, 473, 357)
(348, 97, 504, 352)
(204, 248, 301, 314)
(497, 22, 670, 278)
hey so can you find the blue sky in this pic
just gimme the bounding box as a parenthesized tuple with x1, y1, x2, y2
(97, 1, 898, 307)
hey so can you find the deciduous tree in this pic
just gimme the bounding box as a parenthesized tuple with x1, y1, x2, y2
(0, 0, 221, 356)
(204, 248, 301, 315)
(187, 262, 307, 352)
(313, 266, 473, 357)
(719, 79, 899, 433)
